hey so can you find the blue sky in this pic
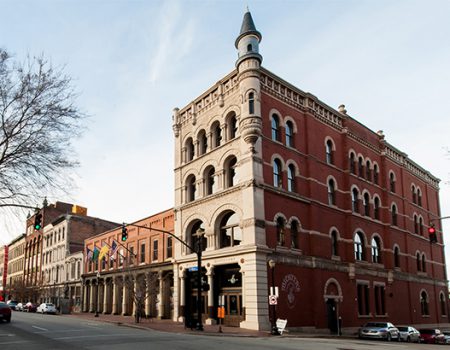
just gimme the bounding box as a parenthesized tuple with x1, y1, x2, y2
(1, 0, 450, 272)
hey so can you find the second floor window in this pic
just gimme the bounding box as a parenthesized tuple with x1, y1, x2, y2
(152, 240, 158, 261)
(140, 244, 146, 263)
(271, 114, 280, 141)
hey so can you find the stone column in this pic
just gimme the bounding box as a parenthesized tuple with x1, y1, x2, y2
(103, 279, 109, 314)
(205, 267, 215, 325)
(89, 281, 95, 313)
(82, 283, 88, 312)
(157, 271, 164, 319)
(178, 272, 185, 322)
(112, 277, 119, 315)
(145, 273, 151, 317)
(122, 276, 129, 315)
(132, 277, 138, 317)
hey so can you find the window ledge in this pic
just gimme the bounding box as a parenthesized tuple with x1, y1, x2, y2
(357, 314, 373, 318)
(331, 255, 341, 261)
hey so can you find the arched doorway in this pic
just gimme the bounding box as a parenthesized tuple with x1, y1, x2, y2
(323, 278, 343, 334)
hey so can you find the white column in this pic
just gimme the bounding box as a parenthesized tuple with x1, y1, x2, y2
(112, 277, 119, 315)
(103, 279, 109, 314)
(132, 278, 138, 316)
(157, 271, 164, 319)
(145, 273, 151, 317)
(82, 283, 88, 312)
(177, 271, 185, 322)
(122, 276, 129, 315)
(89, 281, 95, 313)
(205, 268, 215, 325)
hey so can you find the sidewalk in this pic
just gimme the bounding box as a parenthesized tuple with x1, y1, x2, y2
(62, 312, 269, 337)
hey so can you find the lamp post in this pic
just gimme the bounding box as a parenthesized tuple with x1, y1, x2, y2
(94, 271, 100, 317)
(268, 259, 279, 335)
(193, 227, 205, 331)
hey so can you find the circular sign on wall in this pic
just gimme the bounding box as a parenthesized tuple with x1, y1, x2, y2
(281, 274, 301, 309)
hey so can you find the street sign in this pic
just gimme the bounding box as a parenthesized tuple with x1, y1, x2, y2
(269, 295, 277, 305)
(188, 266, 198, 271)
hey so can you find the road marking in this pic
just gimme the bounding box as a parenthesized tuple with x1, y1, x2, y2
(54, 333, 132, 340)
(0, 340, 30, 345)
(0, 334, 15, 337)
(32, 325, 48, 331)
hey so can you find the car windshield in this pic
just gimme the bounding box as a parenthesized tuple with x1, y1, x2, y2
(46, 303, 55, 306)
(365, 323, 388, 328)
(419, 329, 435, 334)
(397, 327, 408, 331)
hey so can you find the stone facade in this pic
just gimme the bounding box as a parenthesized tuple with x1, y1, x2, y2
(5, 234, 26, 301)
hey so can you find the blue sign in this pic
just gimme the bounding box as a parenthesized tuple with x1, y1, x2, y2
(188, 266, 198, 272)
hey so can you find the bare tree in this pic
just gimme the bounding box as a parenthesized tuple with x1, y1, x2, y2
(0, 48, 85, 208)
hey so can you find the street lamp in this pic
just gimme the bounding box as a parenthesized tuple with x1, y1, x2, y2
(193, 227, 205, 331)
(268, 259, 279, 335)
(95, 271, 100, 317)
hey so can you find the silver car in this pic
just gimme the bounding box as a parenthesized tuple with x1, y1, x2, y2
(37, 303, 57, 314)
(397, 326, 421, 343)
(358, 322, 400, 341)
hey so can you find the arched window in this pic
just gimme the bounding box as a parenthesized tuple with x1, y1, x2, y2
(374, 197, 380, 220)
(440, 293, 447, 316)
(416, 252, 421, 271)
(276, 217, 285, 246)
(186, 175, 196, 203)
(326, 139, 333, 164)
(365, 161, 372, 181)
(248, 92, 255, 114)
(394, 246, 400, 268)
(200, 131, 208, 156)
(419, 217, 424, 235)
(190, 221, 206, 254)
(247, 43, 252, 52)
(354, 232, 365, 261)
(373, 164, 379, 184)
(363, 193, 370, 216)
(371, 237, 381, 263)
(291, 220, 299, 249)
(331, 230, 338, 256)
(220, 212, 241, 248)
(349, 153, 356, 174)
(352, 188, 359, 213)
(273, 159, 282, 188)
(414, 214, 419, 234)
(421, 254, 426, 272)
(204, 166, 215, 196)
(412, 185, 417, 204)
(391, 204, 398, 226)
(358, 157, 364, 178)
(211, 121, 222, 148)
(185, 137, 194, 162)
(328, 179, 336, 206)
(286, 121, 294, 147)
(287, 164, 295, 192)
(390, 172, 396, 193)
(420, 291, 429, 316)
(271, 114, 280, 141)
(225, 156, 237, 188)
(417, 188, 422, 206)
(228, 115, 238, 140)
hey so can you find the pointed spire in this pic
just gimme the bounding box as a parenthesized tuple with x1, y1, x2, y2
(235, 9, 262, 48)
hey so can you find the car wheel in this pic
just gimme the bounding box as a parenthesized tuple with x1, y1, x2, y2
(387, 333, 392, 342)
(6, 317, 11, 323)
(406, 336, 411, 342)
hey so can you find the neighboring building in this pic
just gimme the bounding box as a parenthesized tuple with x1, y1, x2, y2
(24, 201, 74, 296)
(170, 10, 448, 333)
(82, 208, 174, 319)
(0, 245, 8, 301)
(40, 211, 118, 308)
(64, 251, 83, 312)
(6, 234, 26, 301)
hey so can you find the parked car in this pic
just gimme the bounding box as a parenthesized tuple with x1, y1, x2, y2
(419, 328, 446, 344)
(443, 331, 450, 344)
(0, 302, 12, 322)
(24, 302, 37, 313)
(37, 303, 57, 314)
(6, 300, 18, 311)
(15, 302, 24, 312)
(397, 326, 421, 343)
(358, 322, 400, 341)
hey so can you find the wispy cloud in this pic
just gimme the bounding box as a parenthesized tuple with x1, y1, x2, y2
(149, 0, 196, 83)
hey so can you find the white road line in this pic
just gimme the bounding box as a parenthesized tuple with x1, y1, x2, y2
(54, 333, 133, 340)
(33, 329, 86, 334)
(32, 325, 48, 331)
(0, 334, 15, 337)
(0, 340, 30, 345)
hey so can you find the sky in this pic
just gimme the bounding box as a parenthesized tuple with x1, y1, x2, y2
(1, 0, 449, 270)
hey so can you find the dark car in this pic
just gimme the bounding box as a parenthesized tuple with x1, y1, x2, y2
(0, 302, 12, 323)
(24, 302, 37, 312)
(419, 328, 446, 344)
(358, 322, 400, 341)
(6, 300, 18, 311)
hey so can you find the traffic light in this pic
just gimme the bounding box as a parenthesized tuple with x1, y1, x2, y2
(34, 214, 43, 230)
(428, 223, 437, 243)
(121, 224, 128, 242)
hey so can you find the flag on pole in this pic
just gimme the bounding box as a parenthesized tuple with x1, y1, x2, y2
(98, 243, 109, 261)
(85, 247, 93, 262)
(110, 240, 118, 260)
(92, 246, 100, 261)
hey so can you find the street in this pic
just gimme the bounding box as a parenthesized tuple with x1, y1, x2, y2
(0, 312, 439, 350)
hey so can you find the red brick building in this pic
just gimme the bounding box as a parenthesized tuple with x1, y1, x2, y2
(171, 10, 448, 332)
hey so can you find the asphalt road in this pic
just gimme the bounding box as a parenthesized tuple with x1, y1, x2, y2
(0, 311, 436, 350)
